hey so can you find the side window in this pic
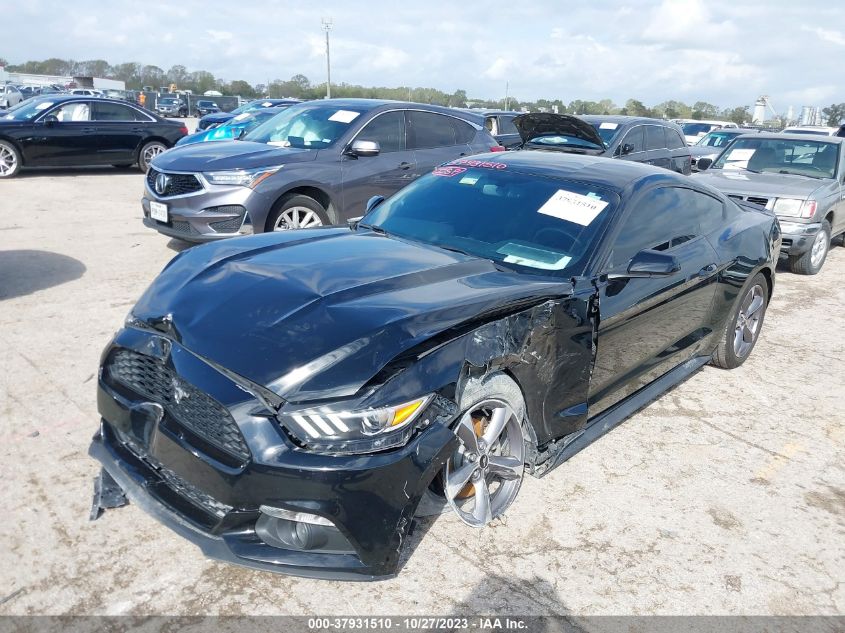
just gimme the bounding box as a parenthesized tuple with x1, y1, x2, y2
(92, 102, 137, 121)
(50, 102, 91, 122)
(453, 117, 476, 144)
(406, 111, 458, 149)
(646, 125, 666, 150)
(618, 126, 645, 154)
(498, 116, 519, 135)
(484, 116, 495, 133)
(357, 111, 405, 152)
(608, 187, 702, 269)
(688, 189, 729, 235)
(666, 128, 686, 149)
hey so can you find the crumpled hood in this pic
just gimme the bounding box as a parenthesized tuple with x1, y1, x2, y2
(199, 112, 232, 125)
(130, 229, 567, 402)
(151, 140, 317, 172)
(693, 169, 828, 199)
(513, 113, 606, 148)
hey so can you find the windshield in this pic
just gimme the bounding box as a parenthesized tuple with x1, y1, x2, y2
(682, 122, 716, 136)
(360, 162, 618, 276)
(245, 103, 365, 149)
(159, 98, 178, 105)
(1, 98, 57, 121)
(713, 138, 839, 178)
(198, 101, 215, 107)
(696, 131, 740, 147)
(590, 121, 623, 145)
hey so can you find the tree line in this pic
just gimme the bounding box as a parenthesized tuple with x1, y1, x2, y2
(3, 56, 843, 125)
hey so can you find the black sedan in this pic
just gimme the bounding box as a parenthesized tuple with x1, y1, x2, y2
(90, 152, 779, 579)
(0, 96, 187, 177)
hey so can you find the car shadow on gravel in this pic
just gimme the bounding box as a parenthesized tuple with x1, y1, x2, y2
(166, 239, 195, 253)
(16, 166, 142, 178)
(0, 250, 86, 300)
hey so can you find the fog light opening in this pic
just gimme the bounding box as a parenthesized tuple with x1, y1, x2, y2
(255, 508, 355, 554)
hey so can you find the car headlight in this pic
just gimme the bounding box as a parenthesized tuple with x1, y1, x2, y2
(773, 198, 816, 218)
(278, 394, 434, 454)
(203, 166, 281, 188)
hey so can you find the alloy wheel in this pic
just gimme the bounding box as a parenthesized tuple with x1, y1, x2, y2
(273, 207, 324, 230)
(0, 145, 17, 177)
(733, 284, 765, 358)
(809, 230, 828, 268)
(445, 400, 525, 527)
(141, 143, 166, 170)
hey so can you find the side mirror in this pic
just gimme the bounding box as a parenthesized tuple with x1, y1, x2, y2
(696, 157, 713, 171)
(609, 249, 680, 279)
(365, 195, 385, 214)
(44, 115, 59, 126)
(619, 143, 634, 156)
(345, 139, 380, 158)
(236, 127, 247, 140)
(347, 215, 363, 230)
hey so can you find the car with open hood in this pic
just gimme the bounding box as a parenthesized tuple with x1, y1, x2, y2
(91, 151, 778, 579)
(142, 98, 501, 242)
(695, 133, 845, 274)
(513, 113, 691, 175)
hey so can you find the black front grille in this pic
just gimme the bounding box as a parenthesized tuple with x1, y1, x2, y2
(170, 220, 199, 235)
(747, 196, 769, 206)
(107, 350, 250, 462)
(157, 465, 233, 518)
(147, 168, 203, 197)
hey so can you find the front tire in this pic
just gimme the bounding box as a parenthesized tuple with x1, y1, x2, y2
(442, 373, 528, 527)
(265, 194, 329, 231)
(138, 141, 167, 173)
(0, 140, 22, 178)
(711, 272, 768, 369)
(789, 220, 830, 275)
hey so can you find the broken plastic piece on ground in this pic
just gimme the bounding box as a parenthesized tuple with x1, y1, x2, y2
(89, 468, 128, 520)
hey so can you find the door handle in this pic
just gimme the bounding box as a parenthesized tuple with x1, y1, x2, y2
(698, 263, 717, 276)
(398, 161, 412, 170)
(82, 127, 97, 134)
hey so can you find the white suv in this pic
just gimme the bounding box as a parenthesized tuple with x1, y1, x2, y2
(0, 84, 23, 109)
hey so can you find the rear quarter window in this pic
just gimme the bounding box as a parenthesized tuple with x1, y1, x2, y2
(666, 128, 687, 150)
(407, 111, 460, 148)
(646, 125, 666, 150)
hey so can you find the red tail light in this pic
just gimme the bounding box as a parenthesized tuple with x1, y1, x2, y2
(179, 125, 189, 136)
(489, 145, 506, 152)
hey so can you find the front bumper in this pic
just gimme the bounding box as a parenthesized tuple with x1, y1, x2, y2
(777, 221, 822, 256)
(90, 328, 457, 579)
(142, 179, 267, 242)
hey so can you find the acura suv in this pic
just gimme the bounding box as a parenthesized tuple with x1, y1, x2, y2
(142, 99, 502, 242)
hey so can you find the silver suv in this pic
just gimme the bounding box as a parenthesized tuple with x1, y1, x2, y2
(0, 84, 23, 109)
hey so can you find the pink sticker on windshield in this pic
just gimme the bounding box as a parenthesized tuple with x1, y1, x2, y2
(449, 158, 507, 169)
(433, 166, 468, 177)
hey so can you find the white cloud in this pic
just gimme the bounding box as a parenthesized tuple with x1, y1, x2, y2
(801, 26, 845, 46)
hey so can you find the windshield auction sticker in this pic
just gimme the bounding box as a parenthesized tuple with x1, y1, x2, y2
(328, 110, 360, 123)
(538, 189, 608, 226)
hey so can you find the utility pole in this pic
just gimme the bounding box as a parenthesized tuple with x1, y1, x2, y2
(505, 81, 509, 111)
(322, 17, 333, 99)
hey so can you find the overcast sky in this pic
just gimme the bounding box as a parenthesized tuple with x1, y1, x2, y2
(5, 0, 843, 111)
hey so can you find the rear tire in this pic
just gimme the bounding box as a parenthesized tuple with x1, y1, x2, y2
(138, 141, 167, 173)
(711, 272, 768, 369)
(789, 220, 830, 275)
(265, 194, 329, 231)
(0, 140, 22, 178)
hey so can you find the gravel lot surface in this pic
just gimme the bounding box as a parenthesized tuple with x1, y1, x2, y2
(0, 159, 843, 619)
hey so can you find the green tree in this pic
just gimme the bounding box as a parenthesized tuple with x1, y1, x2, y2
(722, 106, 749, 125)
(166, 65, 189, 88)
(624, 99, 652, 117)
(228, 80, 256, 98)
(691, 101, 719, 119)
(822, 103, 845, 126)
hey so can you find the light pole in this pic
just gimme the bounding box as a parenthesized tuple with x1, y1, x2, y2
(322, 17, 332, 99)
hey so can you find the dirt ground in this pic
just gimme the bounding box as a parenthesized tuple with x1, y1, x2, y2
(0, 161, 843, 619)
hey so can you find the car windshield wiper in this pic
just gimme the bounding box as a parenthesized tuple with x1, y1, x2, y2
(776, 170, 825, 179)
(357, 223, 388, 235)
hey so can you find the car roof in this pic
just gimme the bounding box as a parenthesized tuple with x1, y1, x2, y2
(460, 109, 519, 117)
(298, 98, 485, 125)
(738, 133, 845, 143)
(468, 150, 685, 193)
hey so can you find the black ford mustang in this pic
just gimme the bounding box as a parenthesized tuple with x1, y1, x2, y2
(0, 95, 187, 177)
(90, 152, 780, 579)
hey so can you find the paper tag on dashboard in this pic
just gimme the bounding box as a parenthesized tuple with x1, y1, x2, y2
(328, 110, 360, 123)
(537, 190, 608, 226)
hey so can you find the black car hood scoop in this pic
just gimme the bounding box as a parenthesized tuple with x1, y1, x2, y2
(513, 113, 606, 149)
(130, 229, 566, 402)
